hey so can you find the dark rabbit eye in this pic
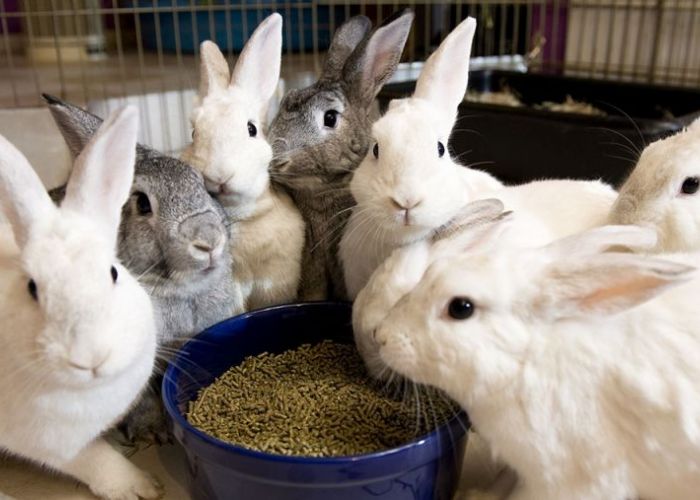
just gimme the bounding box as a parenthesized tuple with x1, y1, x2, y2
(448, 297, 474, 320)
(111, 266, 118, 283)
(438, 141, 446, 158)
(373, 143, 379, 159)
(135, 191, 152, 216)
(247, 121, 257, 138)
(681, 177, 699, 195)
(323, 110, 339, 129)
(28, 279, 38, 301)
(191, 129, 195, 140)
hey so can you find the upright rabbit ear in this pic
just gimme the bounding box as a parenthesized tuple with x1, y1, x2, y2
(61, 106, 138, 240)
(413, 17, 476, 115)
(44, 94, 104, 158)
(321, 15, 372, 81)
(539, 253, 695, 318)
(0, 135, 56, 248)
(230, 13, 282, 107)
(199, 41, 230, 97)
(342, 10, 414, 106)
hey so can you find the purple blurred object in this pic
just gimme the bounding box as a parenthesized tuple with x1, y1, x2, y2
(0, 0, 22, 34)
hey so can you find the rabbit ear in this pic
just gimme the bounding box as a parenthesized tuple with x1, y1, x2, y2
(0, 135, 57, 248)
(321, 15, 372, 81)
(432, 204, 512, 260)
(44, 94, 104, 158)
(230, 13, 282, 106)
(540, 253, 695, 318)
(545, 225, 658, 258)
(199, 41, 230, 97)
(688, 115, 700, 134)
(433, 198, 506, 240)
(342, 10, 413, 106)
(61, 106, 138, 240)
(413, 17, 476, 115)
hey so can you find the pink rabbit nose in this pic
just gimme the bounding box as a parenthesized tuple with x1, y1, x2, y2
(67, 352, 109, 377)
(389, 197, 422, 225)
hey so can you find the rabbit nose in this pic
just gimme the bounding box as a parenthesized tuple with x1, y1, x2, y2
(390, 197, 422, 211)
(390, 197, 422, 225)
(180, 213, 226, 261)
(189, 237, 225, 261)
(372, 329, 388, 347)
(67, 351, 109, 377)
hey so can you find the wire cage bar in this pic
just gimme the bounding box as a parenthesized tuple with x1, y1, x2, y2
(1, 0, 698, 152)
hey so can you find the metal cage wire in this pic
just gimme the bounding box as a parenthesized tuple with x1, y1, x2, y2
(1, 0, 699, 152)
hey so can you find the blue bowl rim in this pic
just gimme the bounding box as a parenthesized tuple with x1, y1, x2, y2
(162, 301, 470, 466)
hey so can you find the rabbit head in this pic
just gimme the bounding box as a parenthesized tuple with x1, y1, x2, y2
(0, 106, 156, 389)
(268, 11, 414, 191)
(352, 198, 505, 380)
(610, 117, 700, 252)
(44, 95, 230, 299)
(371, 222, 692, 404)
(350, 17, 479, 245)
(183, 14, 282, 210)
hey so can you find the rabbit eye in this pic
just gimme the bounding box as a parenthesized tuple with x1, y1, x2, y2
(323, 110, 339, 129)
(373, 143, 379, 159)
(111, 266, 118, 283)
(681, 177, 699, 195)
(438, 141, 446, 158)
(448, 297, 474, 320)
(191, 129, 195, 140)
(28, 279, 38, 301)
(135, 192, 152, 216)
(247, 121, 257, 138)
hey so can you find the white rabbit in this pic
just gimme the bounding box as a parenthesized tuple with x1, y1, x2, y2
(610, 117, 700, 252)
(0, 107, 160, 499)
(361, 216, 700, 500)
(340, 16, 616, 300)
(182, 13, 305, 310)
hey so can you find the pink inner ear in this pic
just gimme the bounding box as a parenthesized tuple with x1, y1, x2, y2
(579, 275, 665, 312)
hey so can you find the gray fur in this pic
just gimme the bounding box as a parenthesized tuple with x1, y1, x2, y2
(268, 11, 413, 300)
(44, 95, 236, 443)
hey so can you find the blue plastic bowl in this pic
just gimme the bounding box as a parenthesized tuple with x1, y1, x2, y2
(162, 302, 469, 500)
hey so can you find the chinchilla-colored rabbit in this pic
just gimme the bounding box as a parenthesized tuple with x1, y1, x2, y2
(44, 94, 237, 444)
(359, 216, 700, 500)
(610, 118, 700, 252)
(0, 107, 160, 499)
(182, 14, 305, 310)
(340, 17, 616, 300)
(268, 11, 414, 301)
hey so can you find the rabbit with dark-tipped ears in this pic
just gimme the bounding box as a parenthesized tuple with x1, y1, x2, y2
(268, 10, 414, 301)
(44, 94, 239, 444)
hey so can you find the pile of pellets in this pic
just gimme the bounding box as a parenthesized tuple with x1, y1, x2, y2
(186, 340, 459, 457)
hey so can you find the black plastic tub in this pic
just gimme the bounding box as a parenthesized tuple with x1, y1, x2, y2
(379, 71, 700, 187)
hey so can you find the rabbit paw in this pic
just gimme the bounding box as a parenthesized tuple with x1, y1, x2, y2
(90, 467, 163, 500)
(117, 392, 171, 446)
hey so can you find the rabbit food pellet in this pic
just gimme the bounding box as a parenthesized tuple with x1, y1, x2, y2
(186, 340, 460, 457)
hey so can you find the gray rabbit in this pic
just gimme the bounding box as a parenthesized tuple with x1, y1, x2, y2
(268, 11, 413, 301)
(44, 95, 238, 444)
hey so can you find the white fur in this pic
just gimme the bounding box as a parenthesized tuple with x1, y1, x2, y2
(182, 14, 305, 310)
(0, 107, 159, 499)
(610, 117, 700, 252)
(359, 220, 700, 499)
(339, 17, 616, 300)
